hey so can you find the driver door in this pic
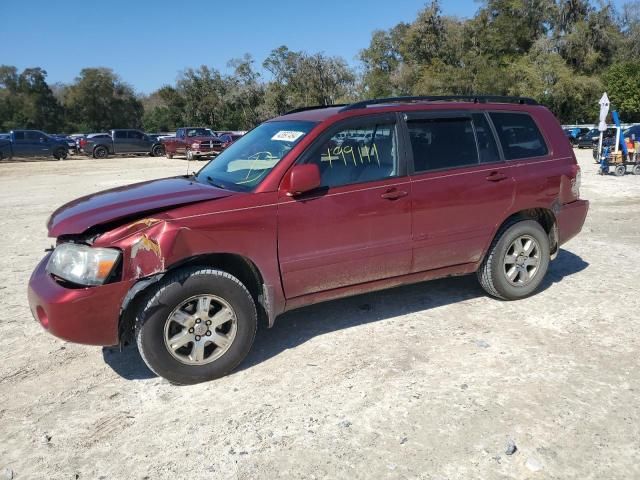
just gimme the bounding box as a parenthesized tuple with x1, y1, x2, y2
(277, 114, 412, 299)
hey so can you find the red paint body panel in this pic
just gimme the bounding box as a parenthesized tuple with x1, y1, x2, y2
(47, 177, 233, 237)
(28, 254, 131, 345)
(28, 100, 590, 347)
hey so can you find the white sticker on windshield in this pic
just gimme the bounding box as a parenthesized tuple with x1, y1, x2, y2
(271, 130, 305, 142)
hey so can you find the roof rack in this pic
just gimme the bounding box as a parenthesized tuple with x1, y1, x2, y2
(340, 95, 539, 112)
(285, 104, 347, 115)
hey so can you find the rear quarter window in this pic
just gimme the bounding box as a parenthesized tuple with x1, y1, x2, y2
(489, 112, 548, 160)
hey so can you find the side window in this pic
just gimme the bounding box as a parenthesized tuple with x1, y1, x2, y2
(128, 130, 144, 140)
(13, 131, 25, 141)
(25, 131, 42, 141)
(472, 113, 500, 163)
(408, 117, 478, 172)
(306, 122, 398, 188)
(114, 131, 127, 139)
(489, 112, 548, 160)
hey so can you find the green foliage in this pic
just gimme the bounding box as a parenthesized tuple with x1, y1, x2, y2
(603, 62, 640, 121)
(64, 68, 143, 132)
(2, 1, 640, 131)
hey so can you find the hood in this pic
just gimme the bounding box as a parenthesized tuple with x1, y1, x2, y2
(47, 176, 233, 237)
(184, 136, 221, 142)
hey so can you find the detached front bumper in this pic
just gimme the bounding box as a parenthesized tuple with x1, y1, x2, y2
(27, 253, 134, 346)
(557, 199, 589, 246)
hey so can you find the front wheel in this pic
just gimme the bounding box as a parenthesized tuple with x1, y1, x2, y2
(614, 164, 626, 177)
(633, 164, 640, 176)
(135, 267, 257, 384)
(152, 144, 164, 157)
(54, 148, 67, 160)
(93, 146, 108, 159)
(477, 220, 550, 300)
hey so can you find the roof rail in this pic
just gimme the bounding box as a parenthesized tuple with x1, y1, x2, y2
(285, 104, 347, 115)
(340, 95, 539, 112)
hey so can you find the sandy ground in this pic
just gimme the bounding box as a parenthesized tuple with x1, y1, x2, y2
(0, 150, 638, 480)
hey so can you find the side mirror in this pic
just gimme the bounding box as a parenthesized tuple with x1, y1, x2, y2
(286, 164, 321, 197)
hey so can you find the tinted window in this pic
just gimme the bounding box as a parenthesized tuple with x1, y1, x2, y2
(306, 122, 398, 188)
(114, 131, 127, 139)
(472, 113, 500, 163)
(25, 131, 44, 141)
(408, 117, 478, 172)
(13, 131, 25, 141)
(489, 112, 548, 160)
(128, 130, 144, 140)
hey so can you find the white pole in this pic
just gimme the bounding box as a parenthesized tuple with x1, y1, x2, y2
(598, 132, 604, 159)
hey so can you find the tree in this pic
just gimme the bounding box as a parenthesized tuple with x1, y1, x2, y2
(64, 68, 143, 132)
(603, 62, 640, 122)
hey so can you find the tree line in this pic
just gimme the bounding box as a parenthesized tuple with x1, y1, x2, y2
(2, 0, 640, 133)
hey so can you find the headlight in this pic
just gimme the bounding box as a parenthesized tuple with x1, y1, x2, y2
(192, 142, 199, 149)
(46, 243, 120, 286)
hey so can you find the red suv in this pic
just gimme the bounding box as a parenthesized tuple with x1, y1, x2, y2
(28, 96, 589, 384)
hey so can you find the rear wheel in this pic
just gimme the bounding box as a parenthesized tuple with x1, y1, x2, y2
(93, 146, 108, 159)
(135, 267, 257, 384)
(633, 164, 640, 175)
(614, 164, 626, 177)
(477, 220, 550, 300)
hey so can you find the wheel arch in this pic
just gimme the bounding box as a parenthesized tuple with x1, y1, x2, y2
(119, 252, 272, 344)
(484, 208, 558, 264)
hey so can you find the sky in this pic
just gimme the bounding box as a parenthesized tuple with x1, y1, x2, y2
(0, 0, 630, 94)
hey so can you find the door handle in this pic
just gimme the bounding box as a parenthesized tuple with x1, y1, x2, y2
(381, 188, 408, 200)
(486, 171, 508, 182)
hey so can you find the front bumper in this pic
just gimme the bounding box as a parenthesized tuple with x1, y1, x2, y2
(557, 199, 589, 246)
(27, 253, 134, 346)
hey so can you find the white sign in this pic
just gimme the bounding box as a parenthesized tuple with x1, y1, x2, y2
(271, 131, 304, 142)
(598, 92, 610, 132)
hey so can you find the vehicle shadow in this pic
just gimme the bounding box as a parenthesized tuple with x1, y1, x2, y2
(103, 248, 588, 381)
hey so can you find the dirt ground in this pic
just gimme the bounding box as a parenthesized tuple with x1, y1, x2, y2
(0, 149, 638, 480)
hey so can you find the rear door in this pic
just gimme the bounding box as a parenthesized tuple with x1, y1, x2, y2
(405, 111, 516, 272)
(277, 114, 413, 298)
(127, 130, 148, 152)
(112, 130, 129, 153)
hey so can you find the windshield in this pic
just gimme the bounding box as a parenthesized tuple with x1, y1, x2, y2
(187, 128, 213, 137)
(196, 120, 316, 191)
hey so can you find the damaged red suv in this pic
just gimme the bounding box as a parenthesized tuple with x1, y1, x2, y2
(28, 96, 589, 384)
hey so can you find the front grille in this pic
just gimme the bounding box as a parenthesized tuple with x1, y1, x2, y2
(198, 140, 222, 149)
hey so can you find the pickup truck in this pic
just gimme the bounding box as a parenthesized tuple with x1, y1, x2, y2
(0, 130, 69, 161)
(83, 129, 165, 159)
(161, 127, 224, 160)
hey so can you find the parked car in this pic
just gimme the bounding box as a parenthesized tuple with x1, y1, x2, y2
(217, 133, 243, 149)
(161, 127, 223, 160)
(28, 95, 588, 384)
(576, 128, 615, 149)
(83, 129, 165, 158)
(0, 130, 69, 161)
(563, 127, 590, 145)
(52, 134, 78, 154)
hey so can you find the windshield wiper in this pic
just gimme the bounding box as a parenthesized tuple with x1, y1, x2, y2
(205, 176, 227, 190)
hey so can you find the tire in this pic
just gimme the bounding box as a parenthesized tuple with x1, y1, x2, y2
(633, 164, 640, 176)
(135, 267, 257, 385)
(614, 165, 626, 177)
(186, 149, 194, 161)
(54, 148, 67, 160)
(93, 146, 108, 159)
(477, 219, 550, 300)
(152, 144, 164, 157)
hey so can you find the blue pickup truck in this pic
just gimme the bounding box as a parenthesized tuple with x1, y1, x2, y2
(0, 130, 69, 161)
